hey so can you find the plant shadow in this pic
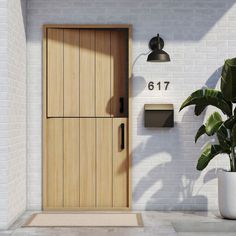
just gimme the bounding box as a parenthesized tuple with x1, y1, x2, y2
(131, 65, 223, 210)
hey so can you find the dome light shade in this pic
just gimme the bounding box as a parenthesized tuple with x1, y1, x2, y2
(147, 34, 170, 62)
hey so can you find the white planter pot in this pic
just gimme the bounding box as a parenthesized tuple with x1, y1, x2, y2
(218, 169, 236, 219)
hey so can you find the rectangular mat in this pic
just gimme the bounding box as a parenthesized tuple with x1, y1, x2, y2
(24, 213, 143, 227)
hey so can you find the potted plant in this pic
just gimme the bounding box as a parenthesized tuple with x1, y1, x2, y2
(180, 57, 236, 219)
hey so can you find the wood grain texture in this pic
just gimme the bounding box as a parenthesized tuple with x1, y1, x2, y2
(111, 31, 128, 117)
(47, 29, 64, 117)
(95, 30, 111, 117)
(43, 25, 132, 210)
(79, 118, 96, 207)
(46, 119, 64, 207)
(80, 30, 95, 116)
(44, 24, 132, 29)
(43, 207, 131, 211)
(64, 119, 80, 207)
(113, 118, 128, 207)
(64, 29, 80, 116)
(43, 27, 48, 209)
(128, 26, 132, 209)
(96, 118, 113, 207)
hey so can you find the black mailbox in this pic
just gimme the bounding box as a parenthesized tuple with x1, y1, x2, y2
(144, 104, 174, 127)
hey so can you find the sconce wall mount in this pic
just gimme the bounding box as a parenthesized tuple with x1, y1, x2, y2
(147, 34, 170, 62)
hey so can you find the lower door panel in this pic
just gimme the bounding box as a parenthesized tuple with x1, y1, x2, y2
(80, 118, 96, 208)
(44, 118, 129, 210)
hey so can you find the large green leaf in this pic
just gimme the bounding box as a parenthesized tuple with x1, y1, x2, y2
(205, 112, 223, 135)
(217, 124, 231, 151)
(180, 89, 232, 117)
(232, 124, 236, 148)
(195, 125, 206, 143)
(195, 112, 223, 142)
(221, 58, 236, 102)
(224, 116, 236, 129)
(194, 105, 207, 116)
(197, 144, 223, 170)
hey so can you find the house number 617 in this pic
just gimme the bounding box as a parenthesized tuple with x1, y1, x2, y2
(148, 81, 170, 90)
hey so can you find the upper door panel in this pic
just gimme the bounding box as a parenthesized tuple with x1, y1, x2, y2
(46, 28, 128, 118)
(47, 29, 64, 117)
(64, 29, 80, 117)
(79, 30, 96, 117)
(95, 30, 111, 117)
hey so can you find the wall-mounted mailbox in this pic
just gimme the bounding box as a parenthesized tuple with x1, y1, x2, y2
(144, 104, 174, 127)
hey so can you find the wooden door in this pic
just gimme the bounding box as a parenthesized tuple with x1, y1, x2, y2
(96, 118, 113, 207)
(79, 30, 96, 117)
(47, 29, 63, 117)
(95, 31, 111, 117)
(44, 119, 63, 208)
(64, 119, 80, 207)
(44, 25, 131, 210)
(64, 30, 80, 116)
(113, 118, 129, 207)
(79, 118, 96, 207)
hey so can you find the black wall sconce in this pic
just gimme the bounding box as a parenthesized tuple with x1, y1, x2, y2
(147, 34, 170, 62)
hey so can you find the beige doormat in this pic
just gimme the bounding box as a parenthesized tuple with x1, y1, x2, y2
(24, 213, 143, 227)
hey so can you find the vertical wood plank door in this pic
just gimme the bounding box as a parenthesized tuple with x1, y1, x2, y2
(79, 118, 96, 208)
(95, 30, 111, 117)
(47, 29, 64, 117)
(79, 30, 96, 117)
(113, 118, 129, 207)
(96, 118, 113, 207)
(44, 26, 131, 210)
(64, 29, 80, 117)
(111, 31, 128, 117)
(45, 119, 64, 207)
(64, 119, 80, 207)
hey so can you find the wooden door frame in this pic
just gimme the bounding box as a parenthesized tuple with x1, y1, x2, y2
(43, 24, 132, 210)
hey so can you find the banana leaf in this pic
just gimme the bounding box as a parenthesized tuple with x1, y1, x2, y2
(224, 116, 236, 129)
(197, 144, 222, 170)
(195, 125, 206, 143)
(205, 112, 223, 135)
(221, 58, 236, 102)
(180, 89, 232, 117)
(232, 124, 236, 148)
(217, 124, 231, 151)
(195, 112, 223, 142)
(194, 105, 207, 116)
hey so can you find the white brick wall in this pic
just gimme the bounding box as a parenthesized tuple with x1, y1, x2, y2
(0, 0, 9, 229)
(26, 0, 236, 211)
(0, 0, 27, 230)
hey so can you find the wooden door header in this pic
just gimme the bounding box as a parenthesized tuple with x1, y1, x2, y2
(44, 24, 132, 30)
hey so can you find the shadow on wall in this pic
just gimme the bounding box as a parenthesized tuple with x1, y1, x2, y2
(132, 111, 220, 210)
(26, 0, 236, 43)
(204, 67, 223, 89)
(131, 54, 223, 210)
(20, 0, 27, 36)
(131, 51, 149, 97)
(26, 0, 236, 209)
(134, 0, 236, 42)
(132, 122, 205, 210)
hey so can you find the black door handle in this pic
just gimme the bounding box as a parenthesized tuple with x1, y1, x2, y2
(119, 97, 124, 114)
(121, 123, 125, 150)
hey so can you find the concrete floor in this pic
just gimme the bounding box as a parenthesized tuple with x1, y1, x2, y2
(0, 211, 236, 236)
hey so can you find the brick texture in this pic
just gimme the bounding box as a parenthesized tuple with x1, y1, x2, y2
(26, 0, 236, 211)
(0, 0, 27, 230)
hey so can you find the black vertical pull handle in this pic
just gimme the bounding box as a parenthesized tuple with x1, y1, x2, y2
(120, 97, 124, 114)
(121, 123, 125, 150)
